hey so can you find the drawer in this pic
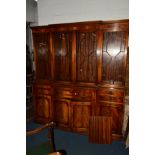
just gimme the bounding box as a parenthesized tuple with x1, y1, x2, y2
(54, 88, 72, 99)
(98, 95, 124, 103)
(97, 88, 124, 103)
(97, 88, 124, 97)
(33, 85, 53, 95)
(72, 88, 95, 101)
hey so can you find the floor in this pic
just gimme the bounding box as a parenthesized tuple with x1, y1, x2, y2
(26, 122, 129, 155)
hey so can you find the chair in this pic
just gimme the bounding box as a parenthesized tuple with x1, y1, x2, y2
(26, 121, 62, 155)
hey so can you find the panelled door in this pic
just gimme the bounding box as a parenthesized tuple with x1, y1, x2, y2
(33, 32, 52, 81)
(101, 31, 128, 85)
(53, 99, 71, 129)
(71, 101, 92, 134)
(76, 31, 97, 82)
(52, 32, 72, 81)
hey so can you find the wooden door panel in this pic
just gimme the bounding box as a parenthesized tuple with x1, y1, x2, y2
(71, 102, 92, 133)
(33, 33, 51, 80)
(53, 99, 70, 128)
(97, 104, 123, 136)
(102, 31, 128, 84)
(111, 105, 124, 135)
(34, 95, 52, 123)
(53, 32, 72, 81)
(76, 32, 97, 82)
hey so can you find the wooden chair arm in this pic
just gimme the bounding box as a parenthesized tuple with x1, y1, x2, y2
(26, 122, 56, 136)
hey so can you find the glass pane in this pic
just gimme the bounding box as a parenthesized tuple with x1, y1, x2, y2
(76, 32, 97, 82)
(53, 32, 72, 81)
(102, 32, 127, 84)
(33, 33, 51, 80)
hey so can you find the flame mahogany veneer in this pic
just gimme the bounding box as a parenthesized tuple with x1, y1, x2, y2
(32, 20, 129, 144)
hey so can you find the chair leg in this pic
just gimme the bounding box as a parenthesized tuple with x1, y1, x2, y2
(48, 127, 56, 153)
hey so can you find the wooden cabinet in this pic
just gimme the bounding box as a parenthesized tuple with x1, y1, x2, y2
(31, 20, 129, 143)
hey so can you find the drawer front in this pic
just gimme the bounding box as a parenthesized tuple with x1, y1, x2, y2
(97, 88, 124, 96)
(97, 88, 124, 103)
(54, 88, 72, 99)
(98, 95, 124, 103)
(33, 85, 53, 95)
(72, 88, 96, 101)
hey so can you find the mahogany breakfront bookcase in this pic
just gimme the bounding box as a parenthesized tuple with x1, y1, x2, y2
(31, 20, 129, 144)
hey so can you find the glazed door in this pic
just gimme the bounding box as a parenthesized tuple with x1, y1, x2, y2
(53, 99, 71, 129)
(33, 32, 52, 81)
(52, 32, 72, 81)
(71, 101, 92, 134)
(76, 32, 97, 82)
(101, 31, 128, 85)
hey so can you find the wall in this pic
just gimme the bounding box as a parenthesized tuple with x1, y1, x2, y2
(38, 0, 129, 25)
(26, 0, 38, 23)
(26, 0, 38, 61)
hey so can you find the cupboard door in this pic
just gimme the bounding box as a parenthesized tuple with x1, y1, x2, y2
(102, 31, 128, 85)
(71, 101, 92, 134)
(34, 95, 53, 123)
(97, 104, 123, 137)
(33, 33, 52, 80)
(53, 99, 70, 129)
(111, 105, 124, 135)
(76, 32, 97, 82)
(53, 32, 72, 81)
